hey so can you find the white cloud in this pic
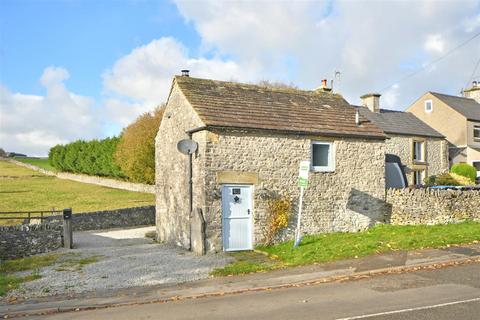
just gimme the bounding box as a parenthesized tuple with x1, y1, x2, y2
(174, 0, 480, 109)
(424, 34, 445, 54)
(102, 37, 259, 124)
(0, 67, 101, 156)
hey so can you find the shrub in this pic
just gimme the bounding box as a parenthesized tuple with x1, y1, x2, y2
(434, 173, 462, 186)
(450, 173, 475, 186)
(423, 175, 437, 187)
(48, 137, 123, 178)
(114, 107, 164, 184)
(451, 163, 477, 182)
(263, 197, 292, 245)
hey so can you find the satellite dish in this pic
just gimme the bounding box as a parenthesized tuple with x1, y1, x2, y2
(177, 139, 198, 155)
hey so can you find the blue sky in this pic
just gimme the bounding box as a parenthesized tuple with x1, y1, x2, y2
(0, 0, 200, 99)
(1, 0, 479, 156)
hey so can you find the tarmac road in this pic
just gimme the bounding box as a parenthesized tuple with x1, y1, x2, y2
(31, 262, 480, 320)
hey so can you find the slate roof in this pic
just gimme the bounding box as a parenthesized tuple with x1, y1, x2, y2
(173, 76, 386, 139)
(430, 92, 480, 121)
(357, 107, 444, 138)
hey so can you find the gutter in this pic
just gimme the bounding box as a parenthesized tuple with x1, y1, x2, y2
(186, 125, 387, 140)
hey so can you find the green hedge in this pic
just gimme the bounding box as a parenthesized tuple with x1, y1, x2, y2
(451, 163, 477, 182)
(48, 137, 124, 178)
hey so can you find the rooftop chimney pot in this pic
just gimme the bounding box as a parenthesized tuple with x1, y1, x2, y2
(360, 93, 381, 113)
(463, 81, 480, 103)
(181, 69, 190, 77)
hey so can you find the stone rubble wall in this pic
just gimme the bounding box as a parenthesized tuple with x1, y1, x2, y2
(201, 130, 387, 252)
(0, 206, 155, 260)
(386, 188, 480, 225)
(8, 159, 155, 194)
(0, 223, 63, 260)
(46, 206, 156, 231)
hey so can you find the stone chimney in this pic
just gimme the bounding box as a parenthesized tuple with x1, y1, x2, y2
(360, 93, 381, 113)
(463, 81, 480, 103)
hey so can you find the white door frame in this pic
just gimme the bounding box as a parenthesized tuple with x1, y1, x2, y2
(221, 184, 254, 251)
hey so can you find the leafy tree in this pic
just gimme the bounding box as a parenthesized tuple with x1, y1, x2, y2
(0, 148, 6, 157)
(115, 106, 164, 184)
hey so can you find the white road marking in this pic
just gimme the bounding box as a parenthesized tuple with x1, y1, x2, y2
(336, 297, 480, 320)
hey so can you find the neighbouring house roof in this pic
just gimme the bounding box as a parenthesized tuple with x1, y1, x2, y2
(173, 76, 386, 139)
(357, 107, 445, 138)
(430, 92, 480, 121)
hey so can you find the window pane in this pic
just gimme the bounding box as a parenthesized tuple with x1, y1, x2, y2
(474, 126, 480, 138)
(414, 141, 423, 161)
(312, 144, 329, 167)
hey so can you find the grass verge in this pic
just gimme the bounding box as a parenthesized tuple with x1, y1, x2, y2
(13, 157, 55, 171)
(212, 221, 480, 276)
(0, 253, 62, 296)
(0, 160, 154, 224)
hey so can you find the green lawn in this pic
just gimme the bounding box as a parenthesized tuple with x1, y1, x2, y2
(13, 157, 55, 171)
(0, 160, 154, 224)
(212, 221, 480, 276)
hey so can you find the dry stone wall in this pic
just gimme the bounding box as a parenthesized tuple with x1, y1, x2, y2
(0, 223, 63, 260)
(386, 188, 480, 225)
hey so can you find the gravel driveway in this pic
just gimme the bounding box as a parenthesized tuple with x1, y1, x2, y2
(8, 227, 231, 299)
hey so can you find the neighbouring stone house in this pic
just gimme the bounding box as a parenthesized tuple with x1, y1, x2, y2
(407, 82, 480, 179)
(156, 75, 388, 253)
(357, 94, 449, 186)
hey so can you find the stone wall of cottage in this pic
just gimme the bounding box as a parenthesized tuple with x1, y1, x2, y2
(200, 129, 387, 252)
(155, 84, 206, 249)
(385, 135, 448, 185)
(386, 188, 480, 225)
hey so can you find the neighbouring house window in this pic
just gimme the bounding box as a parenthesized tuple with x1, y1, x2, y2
(473, 161, 480, 179)
(474, 125, 480, 140)
(413, 170, 425, 185)
(424, 100, 433, 112)
(413, 140, 425, 162)
(311, 141, 335, 172)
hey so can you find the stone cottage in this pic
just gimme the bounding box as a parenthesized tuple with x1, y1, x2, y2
(156, 75, 388, 253)
(358, 94, 449, 186)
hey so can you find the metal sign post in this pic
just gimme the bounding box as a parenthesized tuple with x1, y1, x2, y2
(294, 160, 310, 248)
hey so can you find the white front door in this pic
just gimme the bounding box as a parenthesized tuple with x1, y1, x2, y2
(222, 185, 253, 251)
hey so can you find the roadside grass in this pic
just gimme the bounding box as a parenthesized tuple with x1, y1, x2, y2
(13, 157, 55, 171)
(0, 161, 154, 224)
(212, 221, 480, 276)
(0, 253, 61, 296)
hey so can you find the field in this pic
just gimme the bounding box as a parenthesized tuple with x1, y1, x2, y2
(13, 157, 55, 171)
(0, 161, 154, 224)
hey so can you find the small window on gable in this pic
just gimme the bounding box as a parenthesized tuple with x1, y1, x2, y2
(413, 140, 425, 163)
(424, 100, 433, 112)
(474, 125, 480, 140)
(311, 141, 335, 172)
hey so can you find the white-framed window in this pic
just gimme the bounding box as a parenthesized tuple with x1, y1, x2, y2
(413, 140, 425, 162)
(413, 170, 425, 185)
(311, 141, 335, 172)
(424, 99, 433, 113)
(474, 125, 480, 140)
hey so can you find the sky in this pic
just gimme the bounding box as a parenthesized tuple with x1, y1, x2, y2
(1, 0, 480, 156)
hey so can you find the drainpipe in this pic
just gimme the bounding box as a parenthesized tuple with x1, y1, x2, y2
(188, 131, 193, 251)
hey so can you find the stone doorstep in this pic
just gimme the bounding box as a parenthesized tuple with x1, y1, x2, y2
(2, 244, 480, 318)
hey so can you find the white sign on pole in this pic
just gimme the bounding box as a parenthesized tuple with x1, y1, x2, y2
(294, 160, 310, 248)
